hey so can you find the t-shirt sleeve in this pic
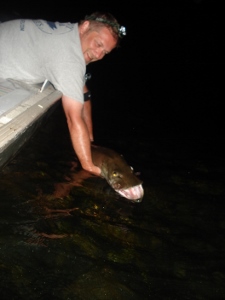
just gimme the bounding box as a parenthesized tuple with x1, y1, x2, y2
(43, 61, 85, 103)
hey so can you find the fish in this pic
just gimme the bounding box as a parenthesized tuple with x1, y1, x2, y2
(91, 145, 144, 202)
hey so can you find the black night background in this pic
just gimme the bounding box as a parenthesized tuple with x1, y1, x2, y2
(1, 0, 223, 140)
(0, 1, 224, 299)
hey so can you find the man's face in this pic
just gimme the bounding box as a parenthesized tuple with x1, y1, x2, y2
(80, 21, 117, 64)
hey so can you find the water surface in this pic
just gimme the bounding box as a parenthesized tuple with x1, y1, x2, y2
(0, 103, 224, 300)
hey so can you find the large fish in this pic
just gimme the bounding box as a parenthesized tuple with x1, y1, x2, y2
(91, 145, 144, 202)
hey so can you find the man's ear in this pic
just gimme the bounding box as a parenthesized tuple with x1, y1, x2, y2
(79, 21, 90, 35)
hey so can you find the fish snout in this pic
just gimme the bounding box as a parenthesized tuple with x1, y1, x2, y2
(116, 184, 144, 202)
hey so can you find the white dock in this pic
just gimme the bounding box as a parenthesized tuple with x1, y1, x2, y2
(0, 79, 62, 169)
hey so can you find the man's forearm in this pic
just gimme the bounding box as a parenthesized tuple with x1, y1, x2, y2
(68, 117, 93, 170)
(83, 99, 93, 141)
(61, 95, 100, 175)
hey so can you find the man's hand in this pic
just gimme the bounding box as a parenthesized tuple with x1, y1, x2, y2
(84, 165, 101, 176)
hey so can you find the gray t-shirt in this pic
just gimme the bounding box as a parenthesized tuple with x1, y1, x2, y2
(0, 19, 86, 103)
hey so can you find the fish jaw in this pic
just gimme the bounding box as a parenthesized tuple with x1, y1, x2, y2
(115, 184, 144, 203)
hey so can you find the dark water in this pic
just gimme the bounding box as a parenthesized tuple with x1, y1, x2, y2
(0, 99, 225, 299)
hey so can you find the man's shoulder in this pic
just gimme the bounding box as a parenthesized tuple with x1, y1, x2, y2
(30, 20, 77, 35)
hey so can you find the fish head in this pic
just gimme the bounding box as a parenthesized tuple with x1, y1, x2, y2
(101, 156, 144, 203)
(91, 145, 144, 202)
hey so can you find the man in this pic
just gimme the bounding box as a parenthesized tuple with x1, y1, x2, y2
(0, 12, 126, 175)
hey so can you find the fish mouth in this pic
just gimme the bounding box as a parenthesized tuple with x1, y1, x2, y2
(115, 184, 144, 202)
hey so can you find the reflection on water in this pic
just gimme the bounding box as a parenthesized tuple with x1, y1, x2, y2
(0, 104, 225, 299)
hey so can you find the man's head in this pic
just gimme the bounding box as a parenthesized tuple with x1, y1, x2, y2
(79, 12, 126, 64)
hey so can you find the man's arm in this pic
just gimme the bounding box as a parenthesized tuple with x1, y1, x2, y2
(83, 84, 93, 142)
(61, 94, 101, 176)
(83, 100, 93, 141)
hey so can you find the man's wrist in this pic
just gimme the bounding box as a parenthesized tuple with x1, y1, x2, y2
(84, 91, 91, 102)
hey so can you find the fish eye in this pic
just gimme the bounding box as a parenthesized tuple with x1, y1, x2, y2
(112, 171, 123, 179)
(112, 171, 118, 177)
